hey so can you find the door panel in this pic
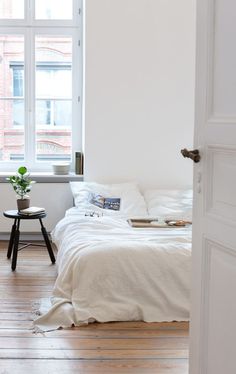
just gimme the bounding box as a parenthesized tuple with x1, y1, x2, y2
(206, 146, 236, 223)
(204, 240, 236, 374)
(213, 0, 236, 117)
(190, 0, 236, 373)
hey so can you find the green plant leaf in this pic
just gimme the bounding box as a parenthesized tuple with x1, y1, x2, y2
(18, 166, 27, 175)
(7, 166, 35, 199)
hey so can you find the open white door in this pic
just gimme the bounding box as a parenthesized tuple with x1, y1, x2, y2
(190, 0, 236, 373)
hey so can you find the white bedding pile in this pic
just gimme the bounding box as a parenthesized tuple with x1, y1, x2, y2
(32, 182, 192, 332)
(33, 211, 191, 332)
(144, 189, 193, 220)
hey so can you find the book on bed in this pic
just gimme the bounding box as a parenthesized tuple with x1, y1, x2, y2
(127, 218, 191, 228)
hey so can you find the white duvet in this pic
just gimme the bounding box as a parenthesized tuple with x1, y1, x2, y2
(33, 210, 192, 331)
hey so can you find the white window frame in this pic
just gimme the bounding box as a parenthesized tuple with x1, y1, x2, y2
(0, 0, 82, 172)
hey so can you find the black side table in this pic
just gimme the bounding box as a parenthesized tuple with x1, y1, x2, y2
(3, 210, 56, 271)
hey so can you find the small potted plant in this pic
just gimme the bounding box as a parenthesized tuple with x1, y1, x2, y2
(7, 166, 35, 211)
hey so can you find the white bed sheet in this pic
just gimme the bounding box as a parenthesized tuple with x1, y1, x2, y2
(33, 209, 192, 331)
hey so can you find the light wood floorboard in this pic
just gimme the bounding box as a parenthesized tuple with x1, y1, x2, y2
(0, 241, 189, 374)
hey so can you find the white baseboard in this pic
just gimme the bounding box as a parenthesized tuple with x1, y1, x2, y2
(0, 232, 50, 241)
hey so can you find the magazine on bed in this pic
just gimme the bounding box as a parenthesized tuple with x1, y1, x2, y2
(90, 194, 121, 211)
(128, 218, 192, 228)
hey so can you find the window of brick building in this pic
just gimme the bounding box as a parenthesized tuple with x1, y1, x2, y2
(0, 0, 82, 170)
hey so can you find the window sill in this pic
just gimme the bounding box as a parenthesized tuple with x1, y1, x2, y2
(0, 172, 84, 183)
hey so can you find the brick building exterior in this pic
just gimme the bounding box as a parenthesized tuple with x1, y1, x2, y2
(0, 34, 72, 162)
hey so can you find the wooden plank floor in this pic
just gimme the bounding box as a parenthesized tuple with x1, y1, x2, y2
(0, 241, 189, 374)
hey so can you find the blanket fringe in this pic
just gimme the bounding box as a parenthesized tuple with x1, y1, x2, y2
(30, 325, 46, 335)
(31, 300, 42, 318)
(30, 298, 97, 333)
(31, 298, 52, 319)
(30, 325, 63, 334)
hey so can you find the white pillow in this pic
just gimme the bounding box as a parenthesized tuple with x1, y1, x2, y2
(144, 189, 193, 220)
(70, 182, 148, 217)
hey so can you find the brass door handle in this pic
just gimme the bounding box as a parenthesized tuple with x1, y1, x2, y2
(181, 148, 200, 163)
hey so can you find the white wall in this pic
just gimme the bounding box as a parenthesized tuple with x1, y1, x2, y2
(84, 0, 196, 189)
(0, 183, 73, 233)
(0, 0, 196, 234)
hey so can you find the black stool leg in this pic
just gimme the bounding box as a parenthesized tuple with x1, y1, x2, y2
(12, 219, 20, 271)
(39, 218, 55, 264)
(7, 218, 17, 259)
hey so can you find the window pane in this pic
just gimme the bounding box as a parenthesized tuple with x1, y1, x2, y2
(0, 0, 24, 19)
(0, 35, 24, 162)
(36, 100, 72, 127)
(35, 36, 72, 162)
(36, 100, 51, 126)
(54, 100, 72, 126)
(35, 0, 73, 20)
